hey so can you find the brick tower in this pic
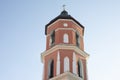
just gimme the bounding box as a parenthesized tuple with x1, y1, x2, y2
(41, 9, 89, 80)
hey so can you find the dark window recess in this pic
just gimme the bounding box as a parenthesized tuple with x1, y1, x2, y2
(78, 61, 82, 78)
(51, 31, 55, 45)
(76, 33, 79, 47)
(49, 60, 54, 78)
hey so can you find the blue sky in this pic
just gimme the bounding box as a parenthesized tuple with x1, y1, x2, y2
(0, 0, 120, 80)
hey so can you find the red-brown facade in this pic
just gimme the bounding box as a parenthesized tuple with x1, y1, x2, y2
(41, 10, 89, 80)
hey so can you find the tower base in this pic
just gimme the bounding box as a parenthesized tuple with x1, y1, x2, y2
(49, 72, 83, 80)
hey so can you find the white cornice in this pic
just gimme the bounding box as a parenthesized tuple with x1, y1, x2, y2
(55, 28, 76, 32)
(41, 45, 89, 63)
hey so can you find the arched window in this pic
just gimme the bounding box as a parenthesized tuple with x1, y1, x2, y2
(50, 31, 55, 46)
(48, 60, 54, 78)
(76, 32, 80, 47)
(63, 33, 69, 43)
(78, 59, 83, 78)
(64, 57, 70, 72)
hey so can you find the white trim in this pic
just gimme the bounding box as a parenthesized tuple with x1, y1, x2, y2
(55, 27, 76, 32)
(73, 52, 77, 75)
(47, 19, 82, 29)
(41, 45, 89, 63)
(86, 61, 88, 80)
(56, 51, 60, 75)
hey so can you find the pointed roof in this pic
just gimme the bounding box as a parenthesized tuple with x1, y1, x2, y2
(45, 10, 84, 35)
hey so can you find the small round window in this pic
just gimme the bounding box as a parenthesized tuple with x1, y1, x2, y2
(63, 23, 68, 27)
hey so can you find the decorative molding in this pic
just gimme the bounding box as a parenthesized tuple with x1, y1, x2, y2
(55, 27, 76, 32)
(47, 19, 82, 29)
(41, 45, 89, 63)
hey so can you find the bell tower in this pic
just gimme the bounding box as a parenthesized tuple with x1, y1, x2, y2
(41, 9, 89, 80)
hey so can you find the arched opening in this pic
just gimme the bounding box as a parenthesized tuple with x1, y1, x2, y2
(76, 32, 80, 47)
(78, 59, 83, 78)
(63, 33, 69, 43)
(50, 31, 55, 46)
(64, 57, 70, 72)
(48, 60, 54, 79)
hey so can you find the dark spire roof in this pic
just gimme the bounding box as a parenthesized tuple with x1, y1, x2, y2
(45, 10, 84, 35)
(60, 10, 68, 16)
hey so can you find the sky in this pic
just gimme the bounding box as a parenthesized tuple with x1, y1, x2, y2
(0, 0, 120, 80)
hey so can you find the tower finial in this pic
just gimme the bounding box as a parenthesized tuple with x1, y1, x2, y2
(63, 4, 66, 11)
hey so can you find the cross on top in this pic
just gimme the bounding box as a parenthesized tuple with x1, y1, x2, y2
(63, 5, 66, 10)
